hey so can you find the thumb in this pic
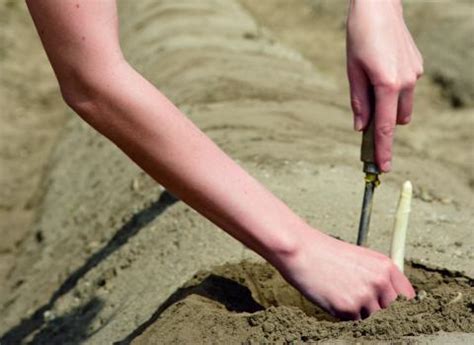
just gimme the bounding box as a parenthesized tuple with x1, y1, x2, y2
(348, 62, 372, 131)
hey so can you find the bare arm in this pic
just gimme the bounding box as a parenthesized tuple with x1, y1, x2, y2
(27, 0, 414, 320)
(27, 0, 304, 260)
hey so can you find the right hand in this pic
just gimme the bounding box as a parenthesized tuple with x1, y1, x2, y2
(273, 228, 415, 320)
(346, 0, 423, 172)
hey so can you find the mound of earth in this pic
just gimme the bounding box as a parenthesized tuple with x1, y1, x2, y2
(134, 261, 474, 344)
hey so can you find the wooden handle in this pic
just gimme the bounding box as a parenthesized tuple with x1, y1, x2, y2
(361, 119, 376, 164)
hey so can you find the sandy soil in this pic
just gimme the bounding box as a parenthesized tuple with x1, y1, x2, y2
(0, 0, 67, 300)
(0, 0, 472, 344)
(134, 261, 473, 344)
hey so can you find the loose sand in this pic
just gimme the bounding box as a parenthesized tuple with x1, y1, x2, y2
(134, 261, 474, 344)
(0, 0, 472, 344)
(0, 0, 67, 299)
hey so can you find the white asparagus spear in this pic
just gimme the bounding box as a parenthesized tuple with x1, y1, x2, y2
(390, 181, 413, 272)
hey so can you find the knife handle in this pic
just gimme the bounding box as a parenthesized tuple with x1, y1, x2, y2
(361, 119, 379, 174)
(361, 118, 375, 162)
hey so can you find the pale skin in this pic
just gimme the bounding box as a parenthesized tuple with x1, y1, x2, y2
(26, 0, 421, 320)
(347, 0, 423, 171)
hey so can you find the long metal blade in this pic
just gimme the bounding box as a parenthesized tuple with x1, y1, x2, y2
(357, 180, 376, 246)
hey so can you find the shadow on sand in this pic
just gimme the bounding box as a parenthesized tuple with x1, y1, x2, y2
(1, 191, 178, 345)
(115, 273, 264, 344)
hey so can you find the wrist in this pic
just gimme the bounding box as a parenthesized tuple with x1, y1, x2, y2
(262, 223, 322, 269)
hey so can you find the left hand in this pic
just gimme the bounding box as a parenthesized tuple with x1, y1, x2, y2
(346, 0, 423, 172)
(272, 227, 416, 320)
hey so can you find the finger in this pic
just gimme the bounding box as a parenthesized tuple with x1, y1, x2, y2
(330, 304, 361, 321)
(390, 267, 416, 299)
(374, 86, 399, 172)
(397, 87, 414, 125)
(361, 299, 381, 319)
(348, 62, 372, 131)
(338, 310, 361, 321)
(330, 300, 361, 321)
(378, 284, 398, 309)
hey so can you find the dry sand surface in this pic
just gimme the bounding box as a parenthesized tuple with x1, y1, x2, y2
(0, 0, 473, 344)
(0, 0, 68, 305)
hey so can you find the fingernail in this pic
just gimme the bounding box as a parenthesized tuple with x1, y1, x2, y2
(381, 161, 392, 172)
(354, 117, 363, 131)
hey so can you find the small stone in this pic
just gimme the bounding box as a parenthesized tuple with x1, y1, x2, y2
(248, 316, 259, 327)
(43, 310, 56, 322)
(262, 322, 275, 333)
(285, 334, 297, 342)
(448, 292, 463, 305)
(88, 241, 100, 250)
(454, 241, 463, 247)
(416, 290, 428, 301)
(419, 188, 434, 202)
(131, 178, 140, 191)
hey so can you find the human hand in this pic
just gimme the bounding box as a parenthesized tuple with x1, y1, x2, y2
(346, 0, 423, 172)
(274, 228, 415, 320)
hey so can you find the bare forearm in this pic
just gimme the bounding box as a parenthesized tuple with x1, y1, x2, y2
(25, 0, 312, 266)
(76, 61, 312, 263)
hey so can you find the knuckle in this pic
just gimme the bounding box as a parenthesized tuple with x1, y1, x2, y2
(373, 275, 390, 290)
(377, 76, 401, 92)
(335, 298, 358, 315)
(417, 65, 424, 78)
(376, 123, 395, 137)
(402, 77, 417, 90)
(353, 287, 370, 302)
(378, 257, 394, 274)
(351, 98, 365, 117)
